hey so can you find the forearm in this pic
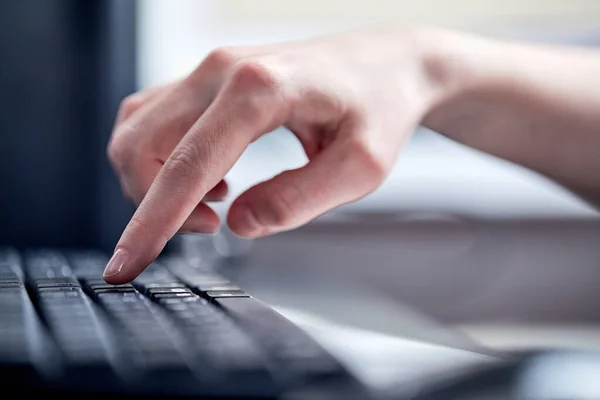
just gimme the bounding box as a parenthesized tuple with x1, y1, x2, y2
(421, 28, 600, 206)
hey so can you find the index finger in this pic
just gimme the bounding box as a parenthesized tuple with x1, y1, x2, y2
(103, 63, 286, 283)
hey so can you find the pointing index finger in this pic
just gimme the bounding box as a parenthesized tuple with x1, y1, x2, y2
(103, 63, 286, 283)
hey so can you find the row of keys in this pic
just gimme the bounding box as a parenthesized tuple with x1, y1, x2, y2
(71, 253, 279, 397)
(164, 257, 345, 386)
(25, 254, 123, 393)
(0, 248, 355, 397)
(13, 250, 272, 396)
(131, 257, 345, 389)
(0, 249, 59, 388)
(162, 256, 249, 302)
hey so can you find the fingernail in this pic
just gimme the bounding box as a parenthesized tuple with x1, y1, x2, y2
(103, 248, 128, 278)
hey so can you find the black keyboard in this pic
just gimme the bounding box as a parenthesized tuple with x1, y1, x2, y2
(0, 248, 370, 399)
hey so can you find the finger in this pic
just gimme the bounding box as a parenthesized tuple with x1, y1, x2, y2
(203, 179, 228, 202)
(178, 202, 221, 233)
(114, 82, 179, 126)
(119, 157, 161, 207)
(108, 79, 214, 208)
(121, 46, 294, 161)
(104, 62, 286, 283)
(109, 47, 285, 191)
(227, 138, 384, 238)
(110, 45, 291, 171)
(108, 82, 183, 181)
(112, 81, 203, 169)
(124, 158, 221, 234)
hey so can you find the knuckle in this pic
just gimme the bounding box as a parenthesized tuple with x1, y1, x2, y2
(107, 133, 131, 172)
(107, 123, 144, 174)
(164, 143, 199, 177)
(347, 138, 388, 189)
(189, 47, 238, 83)
(228, 59, 283, 123)
(119, 94, 143, 119)
(203, 47, 238, 69)
(230, 59, 281, 94)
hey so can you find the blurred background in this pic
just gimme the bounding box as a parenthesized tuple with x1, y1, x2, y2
(2, 1, 600, 394)
(0, 0, 136, 251)
(139, 0, 600, 223)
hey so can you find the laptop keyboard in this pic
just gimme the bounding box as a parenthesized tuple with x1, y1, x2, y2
(0, 247, 366, 399)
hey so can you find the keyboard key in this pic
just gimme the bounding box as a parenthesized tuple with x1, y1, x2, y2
(204, 289, 249, 302)
(147, 287, 192, 295)
(165, 258, 233, 292)
(195, 283, 242, 292)
(133, 262, 178, 284)
(67, 251, 110, 276)
(0, 282, 22, 289)
(35, 282, 79, 289)
(92, 287, 137, 296)
(84, 280, 134, 290)
(25, 250, 73, 279)
(36, 285, 79, 294)
(150, 292, 195, 301)
(135, 281, 187, 292)
(96, 291, 141, 302)
(155, 296, 201, 309)
(91, 283, 135, 291)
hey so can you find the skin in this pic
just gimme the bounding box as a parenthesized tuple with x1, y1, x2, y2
(103, 25, 600, 284)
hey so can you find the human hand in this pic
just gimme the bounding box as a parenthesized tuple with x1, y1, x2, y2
(104, 26, 457, 283)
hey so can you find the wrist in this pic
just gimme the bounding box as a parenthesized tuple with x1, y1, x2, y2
(416, 26, 497, 110)
(414, 26, 514, 141)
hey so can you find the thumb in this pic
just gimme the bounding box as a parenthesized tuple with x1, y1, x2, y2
(227, 138, 386, 237)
